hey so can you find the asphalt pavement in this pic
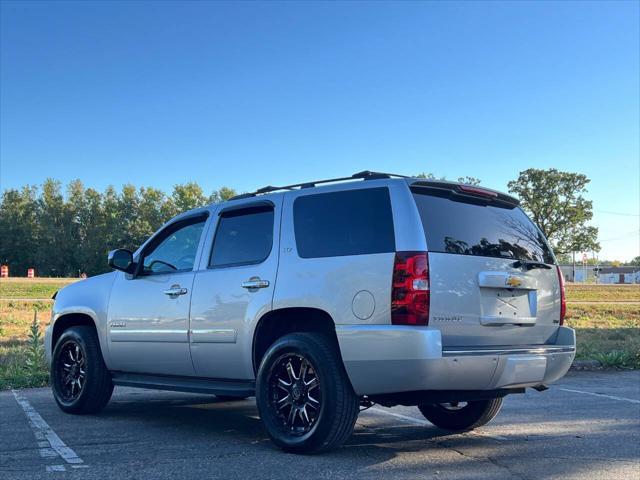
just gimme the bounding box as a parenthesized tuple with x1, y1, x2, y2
(1, 371, 639, 480)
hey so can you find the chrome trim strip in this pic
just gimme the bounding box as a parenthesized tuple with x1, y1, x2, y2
(189, 328, 237, 344)
(480, 316, 537, 326)
(109, 329, 188, 343)
(442, 346, 576, 357)
(110, 329, 186, 334)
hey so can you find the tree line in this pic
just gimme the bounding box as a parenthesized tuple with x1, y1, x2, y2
(0, 179, 236, 277)
(0, 169, 604, 277)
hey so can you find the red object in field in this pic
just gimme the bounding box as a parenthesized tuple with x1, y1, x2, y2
(27, 268, 35, 278)
(0, 265, 8, 277)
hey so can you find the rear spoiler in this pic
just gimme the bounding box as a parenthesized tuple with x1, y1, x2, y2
(410, 180, 520, 207)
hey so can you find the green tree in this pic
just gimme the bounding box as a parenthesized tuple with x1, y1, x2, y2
(37, 179, 73, 276)
(457, 176, 481, 186)
(415, 173, 481, 185)
(209, 186, 237, 203)
(116, 184, 142, 252)
(102, 186, 122, 263)
(66, 179, 97, 276)
(507, 168, 600, 255)
(167, 182, 208, 216)
(1, 179, 239, 277)
(80, 187, 108, 275)
(415, 172, 446, 180)
(137, 187, 169, 239)
(0, 186, 40, 275)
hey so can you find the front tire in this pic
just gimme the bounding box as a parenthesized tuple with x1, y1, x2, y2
(256, 333, 359, 454)
(418, 398, 503, 432)
(51, 326, 113, 414)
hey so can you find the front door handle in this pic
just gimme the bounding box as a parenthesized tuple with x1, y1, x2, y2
(241, 278, 270, 290)
(164, 285, 188, 297)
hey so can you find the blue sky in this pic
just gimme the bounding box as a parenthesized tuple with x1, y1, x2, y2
(1, 1, 638, 260)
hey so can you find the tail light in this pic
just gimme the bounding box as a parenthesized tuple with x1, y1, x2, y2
(391, 252, 430, 325)
(556, 265, 566, 325)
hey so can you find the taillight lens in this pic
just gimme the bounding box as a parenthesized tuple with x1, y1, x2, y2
(391, 252, 430, 325)
(457, 185, 498, 198)
(557, 265, 566, 325)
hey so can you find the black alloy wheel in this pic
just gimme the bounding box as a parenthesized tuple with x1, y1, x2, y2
(256, 333, 359, 453)
(53, 340, 87, 402)
(268, 353, 322, 435)
(51, 326, 113, 414)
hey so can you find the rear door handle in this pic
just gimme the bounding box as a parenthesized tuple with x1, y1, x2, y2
(241, 278, 270, 290)
(164, 285, 188, 297)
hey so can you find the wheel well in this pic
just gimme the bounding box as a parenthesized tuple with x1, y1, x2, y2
(52, 313, 96, 349)
(252, 308, 339, 373)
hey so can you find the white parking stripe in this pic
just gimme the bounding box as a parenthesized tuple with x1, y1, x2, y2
(368, 407, 508, 441)
(558, 388, 640, 405)
(369, 407, 429, 426)
(11, 390, 86, 469)
(46, 465, 66, 472)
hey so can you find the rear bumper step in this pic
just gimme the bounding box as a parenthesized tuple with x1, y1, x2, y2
(336, 325, 576, 396)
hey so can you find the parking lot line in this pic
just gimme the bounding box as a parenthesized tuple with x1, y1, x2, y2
(367, 407, 508, 441)
(558, 388, 640, 404)
(368, 407, 429, 426)
(11, 390, 86, 471)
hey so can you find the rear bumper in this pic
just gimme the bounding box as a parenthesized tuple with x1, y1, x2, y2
(336, 325, 576, 396)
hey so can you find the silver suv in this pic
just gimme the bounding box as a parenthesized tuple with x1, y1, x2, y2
(45, 171, 576, 453)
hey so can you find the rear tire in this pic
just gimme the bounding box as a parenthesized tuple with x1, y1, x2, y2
(51, 326, 113, 414)
(418, 398, 503, 432)
(256, 333, 359, 454)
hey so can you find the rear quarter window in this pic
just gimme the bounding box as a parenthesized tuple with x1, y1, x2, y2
(293, 187, 395, 258)
(412, 187, 554, 264)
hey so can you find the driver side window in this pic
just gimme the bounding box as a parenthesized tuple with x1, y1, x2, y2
(141, 217, 206, 275)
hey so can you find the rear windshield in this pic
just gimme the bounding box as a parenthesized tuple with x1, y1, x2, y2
(412, 188, 554, 264)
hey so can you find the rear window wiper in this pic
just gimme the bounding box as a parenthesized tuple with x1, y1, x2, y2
(511, 260, 552, 270)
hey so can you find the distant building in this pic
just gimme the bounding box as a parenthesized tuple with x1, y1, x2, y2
(558, 264, 597, 283)
(596, 266, 640, 284)
(557, 264, 640, 284)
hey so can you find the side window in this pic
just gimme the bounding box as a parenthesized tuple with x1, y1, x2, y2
(142, 218, 206, 274)
(293, 187, 396, 258)
(209, 206, 274, 268)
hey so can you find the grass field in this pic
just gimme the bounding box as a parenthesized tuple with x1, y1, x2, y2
(0, 279, 638, 389)
(0, 277, 77, 299)
(565, 283, 640, 302)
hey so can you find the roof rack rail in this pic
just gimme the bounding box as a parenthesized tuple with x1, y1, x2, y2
(229, 171, 408, 201)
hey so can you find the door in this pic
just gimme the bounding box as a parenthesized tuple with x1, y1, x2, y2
(107, 214, 208, 375)
(410, 183, 561, 347)
(189, 199, 281, 380)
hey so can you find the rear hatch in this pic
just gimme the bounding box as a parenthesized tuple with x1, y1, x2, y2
(411, 182, 561, 347)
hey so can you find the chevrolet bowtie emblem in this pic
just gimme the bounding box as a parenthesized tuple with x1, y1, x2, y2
(505, 276, 522, 288)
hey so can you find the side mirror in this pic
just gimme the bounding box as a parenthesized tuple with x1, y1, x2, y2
(108, 249, 136, 274)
